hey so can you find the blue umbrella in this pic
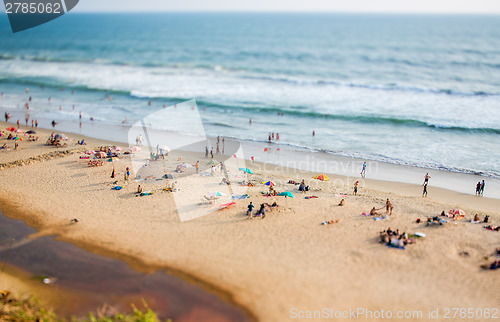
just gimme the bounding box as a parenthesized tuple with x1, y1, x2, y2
(278, 191, 294, 198)
(239, 167, 253, 174)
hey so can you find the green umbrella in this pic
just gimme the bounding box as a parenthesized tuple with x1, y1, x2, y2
(206, 160, 217, 165)
(238, 167, 253, 174)
(278, 191, 294, 198)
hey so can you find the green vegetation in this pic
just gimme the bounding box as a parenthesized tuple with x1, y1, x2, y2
(0, 290, 169, 322)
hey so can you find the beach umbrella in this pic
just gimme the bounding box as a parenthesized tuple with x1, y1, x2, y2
(219, 202, 236, 209)
(13, 136, 22, 141)
(129, 146, 141, 152)
(262, 181, 275, 186)
(85, 150, 95, 155)
(160, 145, 171, 152)
(313, 174, 330, 181)
(16, 129, 24, 133)
(7, 127, 16, 132)
(239, 167, 253, 174)
(113, 146, 123, 151)
(206, 160, 217, 165)
(26, 130, 36, 134)
(163, 174, 174, 179)
(208, 191, 225, 197)
(278, 191, 294, 198)
(94, 151, 106, 158)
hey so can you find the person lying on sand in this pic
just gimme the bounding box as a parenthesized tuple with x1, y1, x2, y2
(0, 144, 8, 150)
(426, 216, 447, 225)
(481, 260, 500, 270)
(264, 202, 279, 210)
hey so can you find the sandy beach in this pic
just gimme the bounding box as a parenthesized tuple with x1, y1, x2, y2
(1, 121, 499, 321)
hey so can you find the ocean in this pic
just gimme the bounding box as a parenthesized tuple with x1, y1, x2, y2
(0, 13, 499, 178)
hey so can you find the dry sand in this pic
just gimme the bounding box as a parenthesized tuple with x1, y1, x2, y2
(0, 122, 499, 321)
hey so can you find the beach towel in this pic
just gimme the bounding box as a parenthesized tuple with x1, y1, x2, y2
(362, 213, 372, 216)
(111, 186, 123, 190)
(230, 194, 250, 199)
(374, 215, 388, 221)
(321, 220, 339, 225)
(305, 196, 318, 199)
(140, 191, 152, 196)
(386, 244, 405, 250)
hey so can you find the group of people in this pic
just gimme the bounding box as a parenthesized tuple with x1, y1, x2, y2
(379, 228, 414, 248)
(247, 201, 279, 219)
(475, 180, 485, 196)
(369, 199, 394, 216)
(267, 132, 280, 142)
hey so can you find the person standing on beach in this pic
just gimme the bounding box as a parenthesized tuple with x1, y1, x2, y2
(476, 181, 481, 196)
(353, 181, 359, 195)
(360, 162, 367, 177)
(35, 120, 38, 128)
(210, 148, 214, 159)
(422, 183, 428, 197)
(247, 202, 254, 218)
(195, 161, 199, 173)
(205, 146, 209, 158)
(480, 180, 485, 196)
(125, 167, 130, 181)
(423, 173, 431, 186)
(386, 199, 394, 215)
(111, 167, 115, 179)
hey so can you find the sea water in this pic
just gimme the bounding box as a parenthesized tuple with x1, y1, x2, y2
(0, 13, 499, 178)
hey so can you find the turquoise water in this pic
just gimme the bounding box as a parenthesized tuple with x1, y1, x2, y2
(0, 13, 499, 177)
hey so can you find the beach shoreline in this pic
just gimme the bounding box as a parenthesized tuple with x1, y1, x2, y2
(1, 117, 498, 199)
(1, 121, 499, 321)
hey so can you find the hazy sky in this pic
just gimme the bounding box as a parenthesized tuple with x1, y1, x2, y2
(72, 0, 500, 14)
